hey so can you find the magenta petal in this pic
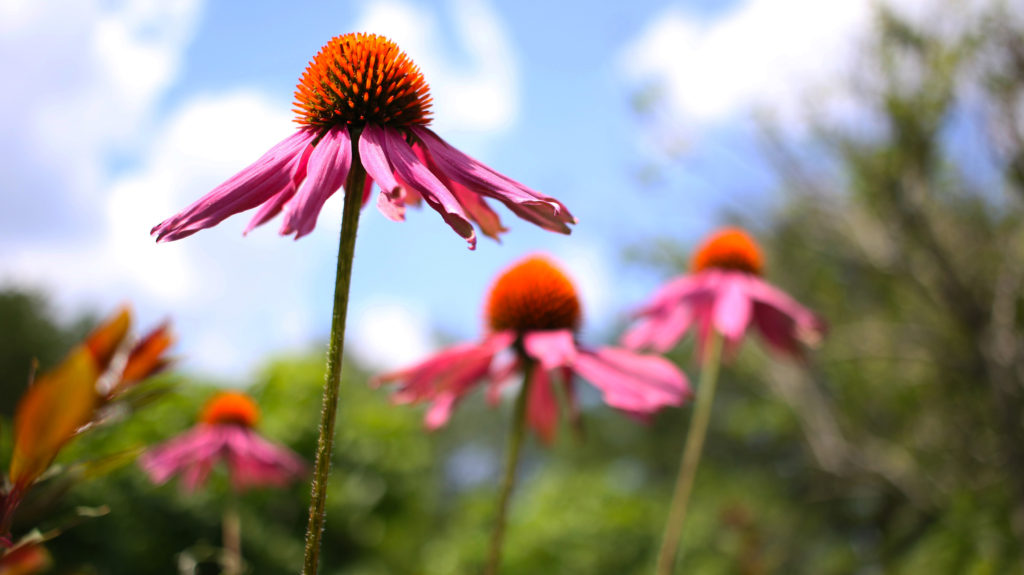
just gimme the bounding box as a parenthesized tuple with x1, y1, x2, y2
(412, 127, 575, 234)
(712, 273, 753, 342)
(243, 143, 313, 235)
(281, 127, 351, 239)
(425, 393, 458, 430)
(622, 303, 695, 353)
(381, 127, 476, 248)
(359, 124, 402, 198)
(222, 426, 306, 490)
(152, 130, 316, 242)
(360, 126, 408, 222)
(523, 330, 578, 370)
(527, 368, 559, 444)
(373, 332, 516, 429)
(572, 347, 689, 414)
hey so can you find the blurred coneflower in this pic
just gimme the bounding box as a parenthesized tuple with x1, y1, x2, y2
(624, 227, 825, 358)
(140, 391, 305, 492)
(630, 228, 826, 575)
(375, 255, 690, 574)
(141, 391, 306, 575)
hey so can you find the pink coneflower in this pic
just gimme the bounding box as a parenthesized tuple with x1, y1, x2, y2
(376, 255, 689, 574)
(375, 255, 691, 443)
(624, 228, 825, 358)
(151, 33, 575, 248)
(642, 228, 827, 574)
(140, 392, 306, 492)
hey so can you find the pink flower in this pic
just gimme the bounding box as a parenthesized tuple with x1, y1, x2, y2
(623, 228, 826, 358)
(140, 392, 306, 492)
(374, 256, 691, 443)
(152, 33, 575, 249)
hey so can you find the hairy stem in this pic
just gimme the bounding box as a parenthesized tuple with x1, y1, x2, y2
(302, 140, 366, 575)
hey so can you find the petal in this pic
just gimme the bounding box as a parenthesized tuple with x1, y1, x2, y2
(526, 369, 559, 444)
(523, 330, 578, 370)
(424, 393, 458, 430)
(745, 277, 827, 342)
(223, 427, 306, 490)
(572, 347, 690, 414)
(359, 124, 402, 198)
(381, 128, 476, 248)
(412, 140, 508, 241)
(139, 426, 230, 488)
(412, 127, 576, 234)
(621, 302, 694, 353)
(712, 273, 753, 343)
(373, 332, 516, 428)
(243, 144, 314, 234)
(152, 130, 316, 241)
(281, 127, 352, 239)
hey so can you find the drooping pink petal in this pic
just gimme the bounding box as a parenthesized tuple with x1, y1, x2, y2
(152, 129, 316, 242)
(381, 127, 476, 248)
(141, 425, 305, 493)
(744, 276, 826, 343)
(523, 330, 578, 370)
(424, 393, 458, 430)
(751, 302, 803, 357)
(222, 426, 306, 491)
(572, 347, 689, 414)
(527, 368, 559, 444)
(359, 124, 402, 197)
(243, 144, 314, 235)
(359, 124, 407, 222)
(712, 273, 753, 343)
(411, 127, 575, 234)
(622, 303, 695, 353)
(281, 127, 352, 239)
(374, 332, 516, 429)
(412, 140, 509, 241)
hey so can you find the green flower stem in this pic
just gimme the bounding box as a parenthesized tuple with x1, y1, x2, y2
(485, 359, 535, 575)
(302, 137, 366, 575)
(222, 493, 242, 575)
(655, 332, 724, 575)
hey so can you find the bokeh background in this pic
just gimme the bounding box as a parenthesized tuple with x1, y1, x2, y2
(3, 0, 1024, 573)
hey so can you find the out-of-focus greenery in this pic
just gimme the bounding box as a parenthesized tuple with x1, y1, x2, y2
(3, 1, 1024, 573)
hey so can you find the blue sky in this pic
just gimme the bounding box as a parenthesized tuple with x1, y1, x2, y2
(0, 0, 955, 379)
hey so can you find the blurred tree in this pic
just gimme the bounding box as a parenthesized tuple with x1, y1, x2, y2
(0, 289, 92, 417)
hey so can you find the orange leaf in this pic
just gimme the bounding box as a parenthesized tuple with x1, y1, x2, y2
(84, 307, 131, 370)
(9, 348, 99, 489)
(113, 321, 174, 396)
(0, 542, 51, 575)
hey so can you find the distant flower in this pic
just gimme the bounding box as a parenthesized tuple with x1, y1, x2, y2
(152, 33, 575, 248)
(374, 256, 690, 443)
(623, 228, 825, 358)
(140, 392, 305, 492)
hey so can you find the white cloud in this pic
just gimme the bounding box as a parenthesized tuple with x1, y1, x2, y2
(350, 298, 437, 371)
(619, 0, 981, 132)
(0, 0, 521, 378)
(0, 0, 201, 240)
(356, 0, 520, 136)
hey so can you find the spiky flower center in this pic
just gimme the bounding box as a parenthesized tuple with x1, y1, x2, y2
(200, 392, 260, 428)
(486, 256, 582, 334)
(692, 228, 764, 275)
(293, 32, 432, 129)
